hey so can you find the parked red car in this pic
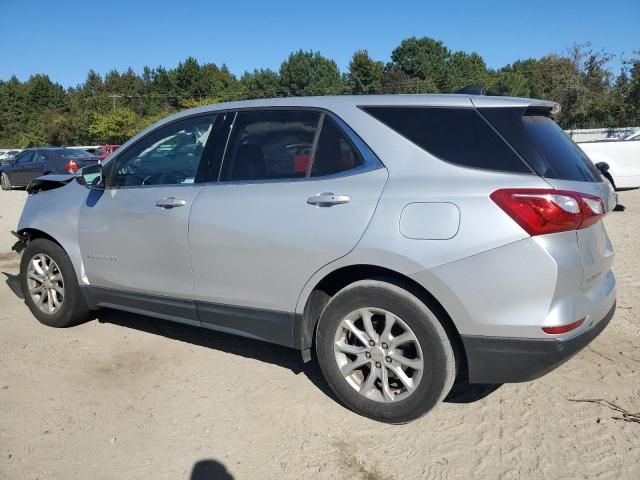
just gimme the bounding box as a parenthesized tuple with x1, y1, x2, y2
(94, 145, 120, 159)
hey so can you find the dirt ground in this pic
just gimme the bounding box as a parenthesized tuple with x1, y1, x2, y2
(0, 189, 638, 480)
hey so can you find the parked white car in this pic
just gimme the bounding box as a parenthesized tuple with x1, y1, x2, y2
(621, 129, 640, 141)
(0, 149, 22, 164)
(579, 139, 640, 190)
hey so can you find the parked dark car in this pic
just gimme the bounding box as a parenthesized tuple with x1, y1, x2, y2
(1, 148, 101, 190)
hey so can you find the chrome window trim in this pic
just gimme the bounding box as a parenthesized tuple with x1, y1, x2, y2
(212, 108, 383, 186)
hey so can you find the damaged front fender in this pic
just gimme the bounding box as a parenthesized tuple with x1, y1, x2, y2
(26, 174, 75, 195)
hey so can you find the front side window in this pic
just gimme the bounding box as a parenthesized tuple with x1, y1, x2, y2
(109, 115, 216, 187)
(94, 147, 104, 156)
(219, 110, 365, 182)
(15, 151, 34, 164)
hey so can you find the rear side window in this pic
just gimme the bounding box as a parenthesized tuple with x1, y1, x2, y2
(55, 149, 93, 158)
(481, 108, 601, 182)
(220, 110, 364, 181)
(311, 116, 364, 177)
(221, 110, 320, 181)
(362, 106, 530, 173)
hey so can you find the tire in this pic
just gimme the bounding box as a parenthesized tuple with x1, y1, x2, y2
(1, 172, 12, 190)
(315, 280, 456, 423)
(20, 238, 91, 328)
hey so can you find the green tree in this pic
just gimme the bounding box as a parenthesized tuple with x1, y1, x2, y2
(381, 64, 436, 93)
(279, 50, 343, 96)
(390, 37, 450, 90)
(87, 107, 139, 143)
(239, 69, 280, 99)
(42, 112, 77, 145)
(445, 52, 492, 92)
(346, 50, 384, 94)
(0, 43, 638, 148)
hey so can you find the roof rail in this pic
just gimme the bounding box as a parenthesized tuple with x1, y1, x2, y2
(454, 85, 488, 95)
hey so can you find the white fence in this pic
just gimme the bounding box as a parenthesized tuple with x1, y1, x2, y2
(565, 127, 638, 143)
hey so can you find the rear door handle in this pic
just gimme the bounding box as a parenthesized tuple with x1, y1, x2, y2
(155, 197, 187, 209)
(307, 192, 351, 207)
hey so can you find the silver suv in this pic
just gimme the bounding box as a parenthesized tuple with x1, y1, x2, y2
(14, 95, 616, 423)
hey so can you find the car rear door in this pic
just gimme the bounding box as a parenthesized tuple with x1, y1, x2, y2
(9, 151, 34, 185)
(188, 109, 387, 345)
(78, 114, 219, 323)
(23, 150, 48, 183)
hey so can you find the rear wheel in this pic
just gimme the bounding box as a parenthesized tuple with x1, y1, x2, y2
(1, 172, 12, 190)
(20, 238, 91, 327)
(316, 280, 456, 423)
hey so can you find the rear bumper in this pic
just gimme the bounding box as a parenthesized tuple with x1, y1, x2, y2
(462, 301, 616, 384)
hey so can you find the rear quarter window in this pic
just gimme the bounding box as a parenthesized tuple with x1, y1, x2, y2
(362, 106, 531, 174)
(479, 108, 601, 183)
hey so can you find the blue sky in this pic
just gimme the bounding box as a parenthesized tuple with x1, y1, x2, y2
(0, 0, 637, 87)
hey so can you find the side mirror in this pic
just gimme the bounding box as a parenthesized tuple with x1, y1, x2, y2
(595, 161, 610, 173)
(76, 163, 104, 189)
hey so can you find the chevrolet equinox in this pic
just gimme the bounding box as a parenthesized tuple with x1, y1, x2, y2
(14, 94, 617, 423)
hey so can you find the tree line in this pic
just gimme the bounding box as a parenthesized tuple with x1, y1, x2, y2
(0, 37, 638, 147)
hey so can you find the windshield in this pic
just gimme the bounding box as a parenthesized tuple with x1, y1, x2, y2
(624, 130, 640, 141)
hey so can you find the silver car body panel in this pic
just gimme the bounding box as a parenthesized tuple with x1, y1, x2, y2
(189, 168, 388, 313)
(17, 94, 615, 363)
(77, 184, 203, 299)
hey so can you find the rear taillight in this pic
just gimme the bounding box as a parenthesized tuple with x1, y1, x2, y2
(490, 189, 605, 236)
(66, 159, 79, 173)
(542, 317, 586, 335)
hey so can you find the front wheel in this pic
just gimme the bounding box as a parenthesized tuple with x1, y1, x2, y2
(1, 172, 12, 190)
(315, 280, 456, 423)
(20, 238, 91, 327)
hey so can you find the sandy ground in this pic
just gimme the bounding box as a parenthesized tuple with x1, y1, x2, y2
(0, 189, 638, 480)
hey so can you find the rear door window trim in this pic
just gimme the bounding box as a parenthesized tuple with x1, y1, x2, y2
(205, 107, 382, 185)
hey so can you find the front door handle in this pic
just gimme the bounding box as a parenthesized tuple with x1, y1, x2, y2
(307, 192, 351, 207)
(155, 197, 187, 209)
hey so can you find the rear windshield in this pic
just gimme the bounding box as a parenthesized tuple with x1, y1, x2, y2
(479, 108, 601, 182)
(54, 149, 94, 158)
(361, 106, 531, 173)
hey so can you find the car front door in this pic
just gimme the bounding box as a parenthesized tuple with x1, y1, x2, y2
(188, 109, 388, 345)
(78, 114, 219, 323)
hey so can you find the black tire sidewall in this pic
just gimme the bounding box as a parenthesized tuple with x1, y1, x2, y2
(20, 238, 88, 328)
(1, 173, 11, 190)
(316, 280, 454, 423)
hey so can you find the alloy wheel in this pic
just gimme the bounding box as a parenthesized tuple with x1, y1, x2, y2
(333, 307, 424, 403)
(26, 253, 65, 315)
